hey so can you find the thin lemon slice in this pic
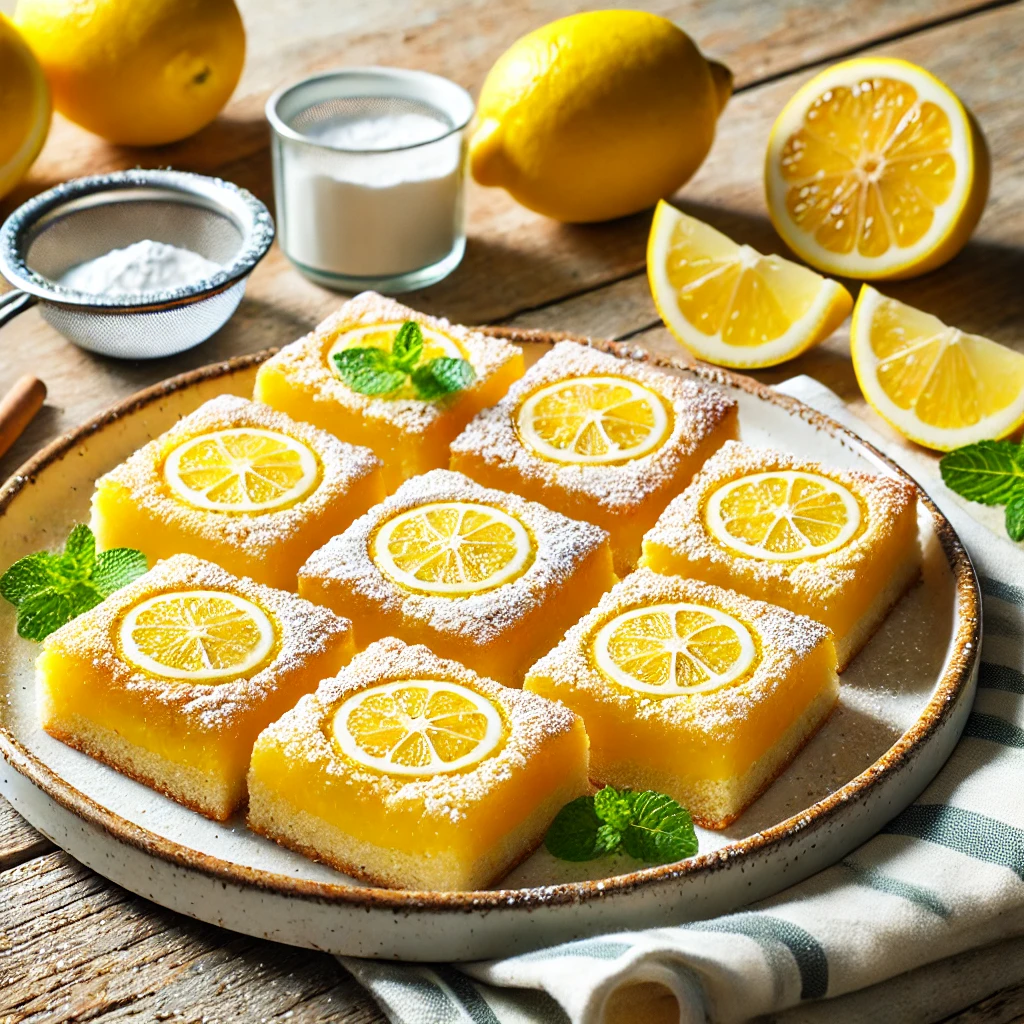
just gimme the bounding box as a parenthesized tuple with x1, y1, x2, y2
(516, 375, 670, 465)
(331, 680, 504, 776)
(648, 201, 852, 368)
(593, 601, 756, 696)
(372, 500, 533, 596)
(851, 285, 1024, 450)
(164, 428, 319, 514)
(765, 57, 988, 280)
(119, 590, 276, 682)
(706, 470, 861, 561)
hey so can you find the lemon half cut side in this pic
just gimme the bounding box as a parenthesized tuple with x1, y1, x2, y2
(331, 680, 504, 777)
(593, 601, 757, 696)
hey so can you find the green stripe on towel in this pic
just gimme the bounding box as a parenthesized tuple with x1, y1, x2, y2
(979, 575, 1024, 606)
(963, 712, 1024, 749)
(979, 663, 1024, 694)
(840, 861, 950, 918)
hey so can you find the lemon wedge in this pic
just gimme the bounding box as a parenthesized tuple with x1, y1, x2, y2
(119, 590, 275, 682)
(593, 601, 756, 696)
(765, 57, 989, 280)
(331, 680, 504, 776)
(648, 201, 852, 368)
(372, 501, 533, 596)
(0, 13, 50, 200)
(851, 286, 1024, 450)
(705, 470, 862, 561)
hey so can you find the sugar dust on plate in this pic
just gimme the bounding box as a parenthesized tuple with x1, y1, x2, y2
(59, 239, 222, 296)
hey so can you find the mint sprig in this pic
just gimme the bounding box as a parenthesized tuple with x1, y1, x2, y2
(0, 524, 148, 641)
(545, 785, 698, 864)
(332, 320, 476, 400)
(939, 440, 1024, 542)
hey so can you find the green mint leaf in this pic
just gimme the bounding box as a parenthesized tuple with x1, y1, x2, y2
(59, 523, 97, 580)
(16, 582, 102, 642)
(595, 823, 623, 854)
(939, 441, 1024, 506)
(621, 791, 698, 864)
(93, 548, 149, 596)
(333, 347, 407, 396)
(0, 552, 63, 605)
(593, 785, 634, 831)
(1006, 491, 1024, 542)
(410, 357, 476, 400)
(544, 795, 606, 861)
(390, 321, 424, 372)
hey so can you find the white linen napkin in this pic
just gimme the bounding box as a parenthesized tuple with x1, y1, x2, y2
(339, 376, 1024, 1023)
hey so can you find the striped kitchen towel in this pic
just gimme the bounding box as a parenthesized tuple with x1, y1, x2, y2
(340, 376, 1024, 1024)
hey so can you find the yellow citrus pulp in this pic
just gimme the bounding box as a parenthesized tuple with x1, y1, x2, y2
(372, 501, 533, 596)
(851, 285, 1024, 450)
(516, 376, 670, 465)
(765, 57, 989, 279)
(593, 602, 757, 696)
(0, 12, 50, 200)
(705, 471, 861, 561)
(118, 590, 275, 682)
(163, 428, 320, 514)
(331, 680, 504, 776)
(648, 201, 852, 368)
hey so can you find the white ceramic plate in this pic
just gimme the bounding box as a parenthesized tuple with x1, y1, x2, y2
(0, 333, 979, 961)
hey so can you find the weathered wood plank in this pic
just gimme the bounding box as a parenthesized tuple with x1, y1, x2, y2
(0, 851, 384, 1023)
(0, 795, 52, 872)
(941, 980, 1024, 1023)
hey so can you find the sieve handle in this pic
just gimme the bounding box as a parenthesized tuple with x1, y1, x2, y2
(0, 289, 39, 328)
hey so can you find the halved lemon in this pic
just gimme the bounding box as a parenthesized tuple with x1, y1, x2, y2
(119, 590, 276, 682)
(647, 201, 852, 368)
(706, 470, 861, 561)
(372, 501, 533, 596)
(164, 428, 320, 514)
(593, 602, 757, 696)
(331, 680, 504, 776)
(851, 285, 1024, 450)
(765, 57, 989, 280)
(516, 376, 670, 465)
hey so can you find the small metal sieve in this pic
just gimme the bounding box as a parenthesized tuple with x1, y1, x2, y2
(0, 169, 275, 360)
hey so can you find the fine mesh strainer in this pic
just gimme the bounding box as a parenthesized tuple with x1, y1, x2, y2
(0, 169, 274, 360)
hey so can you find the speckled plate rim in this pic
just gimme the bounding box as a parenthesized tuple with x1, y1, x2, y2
(0, 329, 981, 914)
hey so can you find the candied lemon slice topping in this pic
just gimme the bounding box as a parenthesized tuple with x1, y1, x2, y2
(706, 470, 861, 561)
(164, 428, 319, 514)
(851, 286, 1024, 451)
(331, 680, 504, 776)
(516, 375, 670, 465)
(119, 590, 276, 682)
(593, 602, 756, 696)
(647, 202, 852, 369)
(372, 500, 533, 596)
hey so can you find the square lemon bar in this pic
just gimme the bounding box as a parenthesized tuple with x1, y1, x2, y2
(253, 292, 524, 491)
(524, 568, 838, 828)
(298, 469, 616, 687)
(449, 342, 738, 574)
(37, 554, 355, 821)
(91, 394, 385, 591)
(248, 637, 590, 890)
(641, 441, 921, 671)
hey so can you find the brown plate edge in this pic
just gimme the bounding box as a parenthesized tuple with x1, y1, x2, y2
(0, 329, 981, 915)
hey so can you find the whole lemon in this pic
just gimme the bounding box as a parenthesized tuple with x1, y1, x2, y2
(14, 0, 245, 147)
(469, 11, 732, 223)
(0, 13, 50, 199)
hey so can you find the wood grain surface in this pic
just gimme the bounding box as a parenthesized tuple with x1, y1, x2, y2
(2, 0, 1023, 1021)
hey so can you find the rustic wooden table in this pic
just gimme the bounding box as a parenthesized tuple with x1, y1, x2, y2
(2, 1, 1023, 1020)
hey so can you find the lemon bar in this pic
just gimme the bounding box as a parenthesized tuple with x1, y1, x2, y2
(253, 292, 524, 491)
(91, 395, 385, 591)
(37, 554, 355, 821)
(449, 341, 738, 574)
(248, 637, 590, 890)
(298, 469, 616, 687)
(524, 568, 838, 828)
(641, 441, 921, 670)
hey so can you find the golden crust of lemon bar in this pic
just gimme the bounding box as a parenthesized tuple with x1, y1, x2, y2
(524, 567, 839, 829)
(298, 469, 616, 686)
(91, 395, 385, 591)
(640, 440, 921, 670)
(37, 554, 355, 821)
(247, 637, 590, 890)
(449, 342, 738, 572)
